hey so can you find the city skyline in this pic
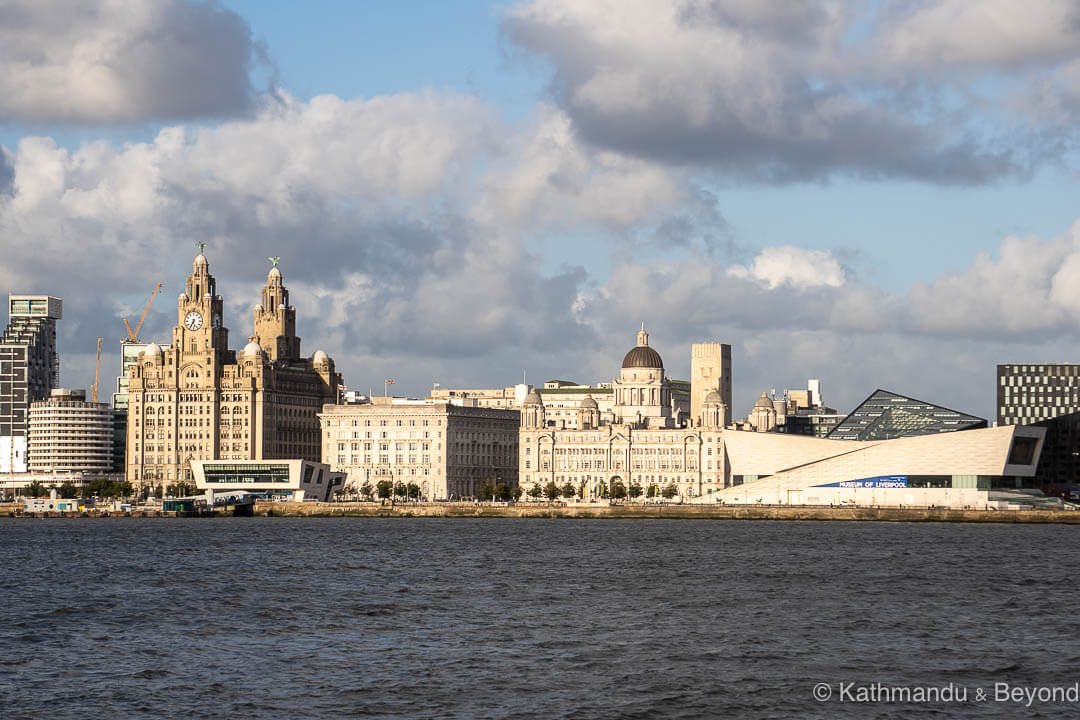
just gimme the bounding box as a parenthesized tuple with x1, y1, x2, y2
(1, 1, 1079, 421)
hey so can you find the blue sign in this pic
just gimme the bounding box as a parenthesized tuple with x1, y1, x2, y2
(814, 475, 907, 489)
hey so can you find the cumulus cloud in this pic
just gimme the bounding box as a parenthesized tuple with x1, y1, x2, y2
(0, 0, 262, 124)
(727, 246, 846, 290)
(502, 0, 1077, 182)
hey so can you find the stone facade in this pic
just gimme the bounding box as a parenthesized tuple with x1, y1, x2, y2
(319, 400, 519, 500)
(519, 328, 728, 500)
(125, 251, 339, 491)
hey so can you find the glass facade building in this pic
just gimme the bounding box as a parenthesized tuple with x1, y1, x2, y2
(997, 363, 1080, 426)
(828, 389, 987, 441)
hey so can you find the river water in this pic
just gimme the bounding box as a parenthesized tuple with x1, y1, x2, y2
(2, 518, 1079, 718)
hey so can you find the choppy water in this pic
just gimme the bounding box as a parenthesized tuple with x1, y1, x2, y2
(1, 518, 1079, 718)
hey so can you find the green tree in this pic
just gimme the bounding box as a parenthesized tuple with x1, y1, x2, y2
(662, 483, 678, 500)
(544, 480, 560, 502)
(477, 481, 495, 501)
(407, 482, 420, 500)
(629, 482, 643, 500)
(496, 483, 512, 501)
(57, 481, 79, 498)
(611, 481, 627, 500)
(24, 480, 48, 498)
(646, 484, 659, 499)
(527, 484, 543, 500)
(560, 482, 575, 499)
(393, 481, 407, 499)
(376, 479, 393, 499)
(334, 487, 346, 501)
(511, 485, 524, 501)
(360, 482, 374, 500)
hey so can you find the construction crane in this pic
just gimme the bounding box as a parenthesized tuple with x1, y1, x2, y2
(91, 338, 102, 403)
(122, 282, 163, 343)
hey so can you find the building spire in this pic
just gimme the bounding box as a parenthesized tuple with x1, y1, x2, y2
(637, 322, 648, 347)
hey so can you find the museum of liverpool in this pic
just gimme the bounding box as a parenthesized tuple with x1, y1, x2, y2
(690, 425, 1046, 508)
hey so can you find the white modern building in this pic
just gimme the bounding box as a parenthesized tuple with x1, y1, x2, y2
(190, 459, 345, 501)
(27, 389, 113, 474)
(689, 424, 1047, 508)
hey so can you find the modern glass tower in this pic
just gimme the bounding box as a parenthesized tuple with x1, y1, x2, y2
(0, 295, 63, 472)
(828, 389, 986, 441)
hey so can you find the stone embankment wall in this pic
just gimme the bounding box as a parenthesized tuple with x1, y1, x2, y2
(252, 501, 1080, 524)
(5, 501, 1079, 524)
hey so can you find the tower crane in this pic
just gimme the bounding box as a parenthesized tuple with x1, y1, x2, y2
(122, 282, 163, 343)
(91, 338, 102, 403)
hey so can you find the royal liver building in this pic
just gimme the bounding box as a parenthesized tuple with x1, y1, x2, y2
(125, 248, 340, 491)
(519, 327, 731, 500)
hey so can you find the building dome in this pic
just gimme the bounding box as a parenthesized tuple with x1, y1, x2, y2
(523, 388, 543, 406)
(243, 341, 262, 357)
(144, 342, 162, 357)
(312, 349, 328, 364)
(194, 253, 208, 269)
(621, 323, 663, 369)
(622, 345, 663, 369)
(268, 266, 282, 280)
(704, 389, 723, 405)
(581, 394, 598, 409)
(754, 392, 772, 409)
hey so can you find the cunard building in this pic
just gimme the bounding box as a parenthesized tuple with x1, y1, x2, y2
(125, 248, 340, 491)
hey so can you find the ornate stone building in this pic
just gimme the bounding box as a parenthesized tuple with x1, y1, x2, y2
(319, 399, 519, 500)
(125, 250, 340, 491)
(519, 328, 729, 500)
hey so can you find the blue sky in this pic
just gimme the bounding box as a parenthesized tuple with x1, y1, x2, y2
(1, 0, 1079, 420)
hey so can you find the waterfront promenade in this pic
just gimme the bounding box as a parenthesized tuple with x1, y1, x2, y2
(6, 501, 1080, 524)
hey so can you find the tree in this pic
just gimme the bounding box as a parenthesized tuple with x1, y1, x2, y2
(393, 481, 407, 499)
(334, 487, 346, 501)
(360, 482, 374, 500)
(662, 483, 678, 500)
(166, 481, 194, 498)
(496, 483, 512, 501)
(377, 479, 393, 499)
(611, 481, 627, 501)
(646, 484, 659, 499)
(57, 482, 80, 498)
(598, 481, 608, 499)
(511, 485, 524, 501)
(629, 482, 643, 500)
(544, 480, 560, 502)
(477, 481, 495, 501)
(24, 480, 48, 498)
(561, 482, 575, 499)
(407, 482, 420, 500)
(527, 484, 543, 500)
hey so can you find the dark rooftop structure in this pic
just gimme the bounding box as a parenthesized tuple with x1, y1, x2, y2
(827, 389, 987, 441)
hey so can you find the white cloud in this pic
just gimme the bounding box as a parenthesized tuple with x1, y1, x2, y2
(0, 0, 260, 124)
(727, 246, 846, 290)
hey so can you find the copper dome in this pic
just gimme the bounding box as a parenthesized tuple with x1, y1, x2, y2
(621, 345, 663, 369)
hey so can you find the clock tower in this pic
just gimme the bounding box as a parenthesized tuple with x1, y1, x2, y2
(173, 246, 229, 363)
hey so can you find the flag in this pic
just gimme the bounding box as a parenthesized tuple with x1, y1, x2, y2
(385, 379, 395, 385)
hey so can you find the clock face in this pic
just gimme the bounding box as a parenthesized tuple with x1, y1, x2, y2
(184, 311, 203, 331)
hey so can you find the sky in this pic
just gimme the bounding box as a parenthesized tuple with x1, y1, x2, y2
(1, 0, 1079, 421)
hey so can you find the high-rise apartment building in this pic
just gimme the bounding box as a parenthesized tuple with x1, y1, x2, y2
(125, 250, 340, 492)
(27, 389, 112, 474)
(997, 363, 1080, 426)
(0, 295, 62, 472)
